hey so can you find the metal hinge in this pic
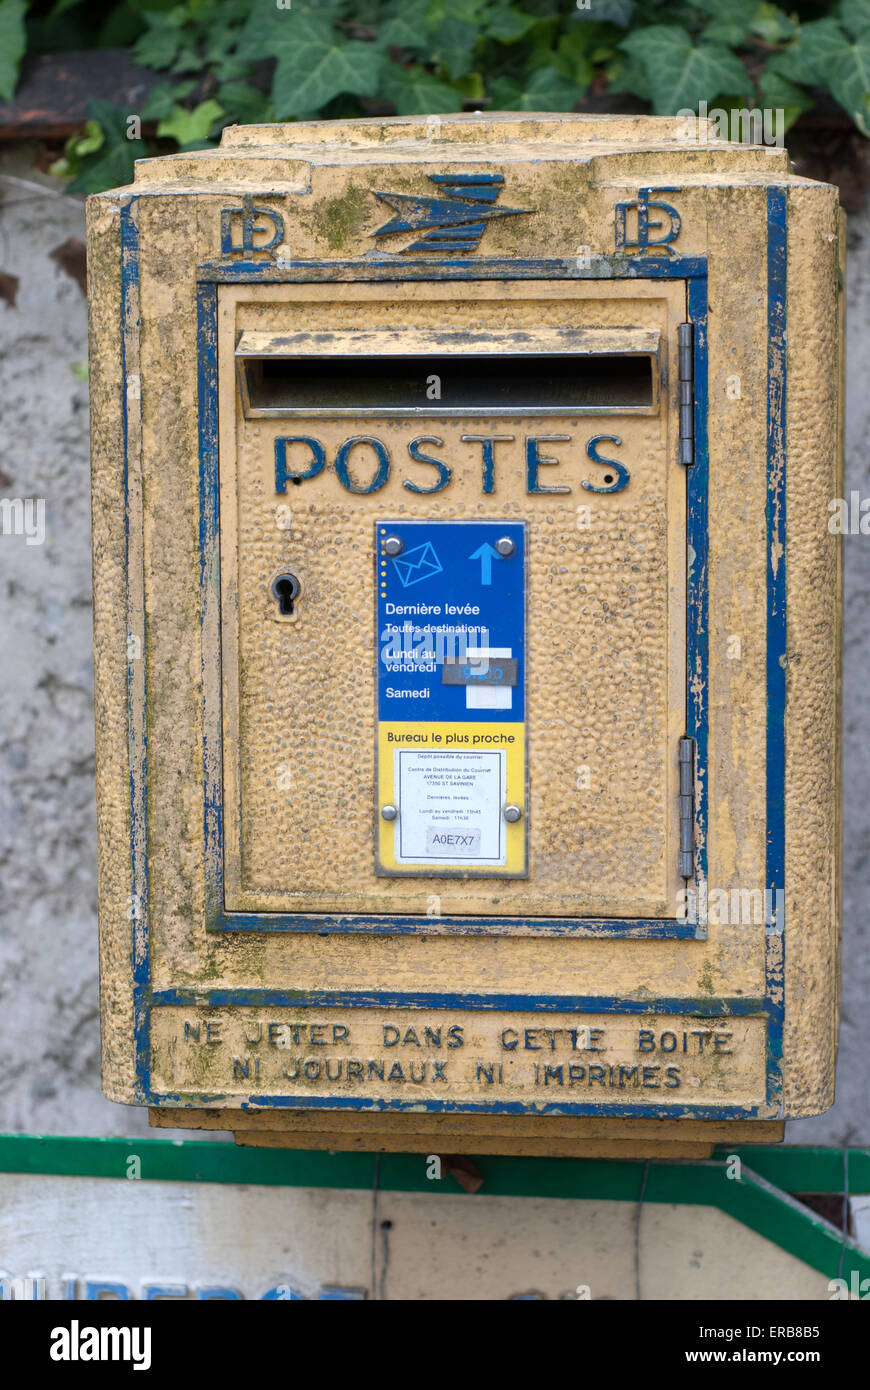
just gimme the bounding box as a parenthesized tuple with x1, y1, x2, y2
(678, 322, 694, 466)
(678, 736, 695, 879)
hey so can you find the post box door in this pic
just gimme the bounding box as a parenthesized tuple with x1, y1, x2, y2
(215, 278, 689, 930)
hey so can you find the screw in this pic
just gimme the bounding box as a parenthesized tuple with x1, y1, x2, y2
(383, 536, 403, 557)
(503, 804, 522, 823)
(496, 536, 515, 556)
(381, 804, 398, 821)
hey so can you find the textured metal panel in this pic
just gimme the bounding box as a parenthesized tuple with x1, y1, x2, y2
(781, 185, 841, 1114)
(220, 281, 686, 923)
(87, 193, 137, 1104)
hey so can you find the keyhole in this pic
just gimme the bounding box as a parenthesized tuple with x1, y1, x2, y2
(272, 572, 301, 616)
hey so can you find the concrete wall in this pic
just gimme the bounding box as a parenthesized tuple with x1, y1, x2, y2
(0, 145, 866, 1146)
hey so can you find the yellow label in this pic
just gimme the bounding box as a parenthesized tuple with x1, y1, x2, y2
(377, 721, 526, 877)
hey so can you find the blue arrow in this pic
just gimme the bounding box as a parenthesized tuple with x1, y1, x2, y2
(469, 542, 502, 586)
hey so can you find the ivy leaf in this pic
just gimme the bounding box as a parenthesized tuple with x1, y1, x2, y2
(204, 4, 249, 65)
(157, 99, 224, 146)
(787, 17, 870, 130)
(694, 0, 759, 45)
(379, 0, 432, 53)
(606, 53, 651, 101)
(454, 70, 484, 99)
(813, 23, 870, 132)
(267, 16, 385, 118)
(425, 0, 488, 24)
(783, 18, 848, 85)
(236, 4, 334, 63)
(215, 80, 271, 126)
(430, 14, 478, 79)
(574, 0, 634, 24)
(236, 5, 383, 117)
(685, 0, 759, 22)
(526, 16, 561, 70)
(841, 0, 870, 39)
(131, 11, 187, 71)
(381, 62, 464, 113)
(65, 100, 148, 196)
(490, 65, 581, 111)
(621, 25, 748, 113)
(49, 118, 105, 181)
(71, 118, 105, 159)
(170, 39, 209, 76)
(758, 57, 814, 117)
(0, 0, 28, 103)
(694, 0, 758, 44)
(702, 17, 751, 46)
(211, 56, 255, 83)
(488, 75, 523, 107)
(750, 4, 797, 45)
(488, 6, 537, 42)
(141, 80, 197, 122)
(556, 29, 595, 88)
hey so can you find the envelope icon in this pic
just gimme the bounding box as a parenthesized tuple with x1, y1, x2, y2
(393, 541, 443, 588)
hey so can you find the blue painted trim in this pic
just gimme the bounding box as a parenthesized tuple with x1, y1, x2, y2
(153, 1094, 770, 1119)
(196, 282, 223, 928)
(209, 911, 698, 939)
(430, 173, 504, 184)
(765, 188, 788, 1111)
(687, 278, 709, 898)
(120, 197, 151, 1103)
(195, 255, 710, 283)
(152, 986, 768, 1014)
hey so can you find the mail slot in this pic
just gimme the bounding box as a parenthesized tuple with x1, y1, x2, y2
(87, 113, 843, 1158)
(238, 332, 658, 414)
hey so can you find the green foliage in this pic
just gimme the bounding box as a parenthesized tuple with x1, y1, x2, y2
(381, 63, 464, 114)
(236, 9, 386, 118)
(156, 96, 223, 145)
(787, 13, 870, 134)
(0, 0, 29, 103)
(490, 64, 583, 110)
(621, 25, 748, 113)
(54, 99, 148, 193)
(1, 0, 867, 192)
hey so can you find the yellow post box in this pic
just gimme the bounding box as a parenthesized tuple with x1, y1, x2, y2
(88, 114, 843, 1157)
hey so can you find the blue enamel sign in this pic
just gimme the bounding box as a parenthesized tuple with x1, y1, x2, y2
(376, 519, 526, 723)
